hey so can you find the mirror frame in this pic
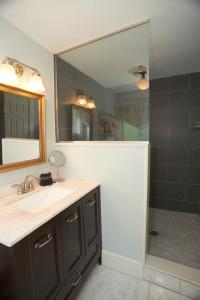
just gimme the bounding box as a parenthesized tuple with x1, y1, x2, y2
(0, 83, 46, 173)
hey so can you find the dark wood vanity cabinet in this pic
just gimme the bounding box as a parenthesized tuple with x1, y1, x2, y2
(0, 187, 101, 300)
(83, 189, 101, 252)
(22, 221, 63, 300)
(59, 200, 85, 279)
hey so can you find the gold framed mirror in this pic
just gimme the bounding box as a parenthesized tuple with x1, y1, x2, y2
(0, 83, 45, 173)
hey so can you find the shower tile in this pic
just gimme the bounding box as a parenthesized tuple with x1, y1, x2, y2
(151, 147, 187, 165)
(150, 129, 169, 146)
(169, 89, 200, 110)
(189, 148, 200, 165)
(186, 184, 200, 202)
(166, 200, 199, 214)
(189, 130, 200, 146)
(168, 165, 200, 184)
(169, 129, 189, 147)
(150, 111, 170, 128)
(151, 75, 189, 93)
(151, 181, 186, 200)
(151, 110, 188, 129)
(189, 109, 200, 128)
(186, 166, 200, 184)
(150, 197, 166, 209)
(190, 72, 200, 89)
(169, 110, 188, 129)
(150, 92, 169, 111)
(168, 166, 187, 183)
(150, 164, 168, 180)
(144, 267, 180, 292)
(180, 280, 200, 299)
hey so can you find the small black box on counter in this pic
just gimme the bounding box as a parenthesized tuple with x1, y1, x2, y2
(39, 172, 54, 186)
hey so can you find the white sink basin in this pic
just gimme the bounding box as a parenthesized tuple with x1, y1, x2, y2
(9, 186, 74, 213)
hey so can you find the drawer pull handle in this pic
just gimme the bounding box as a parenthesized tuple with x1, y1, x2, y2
(87, 199, 96, 207)
(34, 234, 53, 249)
(72, 272, 82, 287)
(66, 212, 78, 223)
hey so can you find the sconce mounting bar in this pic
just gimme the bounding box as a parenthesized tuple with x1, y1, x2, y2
(5, 57, 40, 76)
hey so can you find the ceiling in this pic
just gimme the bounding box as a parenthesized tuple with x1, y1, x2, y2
(0, 0, 200, 79)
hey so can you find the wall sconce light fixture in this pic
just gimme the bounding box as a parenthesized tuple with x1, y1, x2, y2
(28, 72, 46, 93)
(87, 96, 96, 109)
(77, 91, 87, 106)
(0, 60, 19, 85)
(129, 65, 149, 90)
(76, 90, 96, 109)
(0, 57, 46, 93)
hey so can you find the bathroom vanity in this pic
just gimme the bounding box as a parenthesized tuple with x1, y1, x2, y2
(0, 180, 101, 300)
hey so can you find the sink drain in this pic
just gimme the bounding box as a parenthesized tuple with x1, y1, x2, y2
(150, 230, 158, 236)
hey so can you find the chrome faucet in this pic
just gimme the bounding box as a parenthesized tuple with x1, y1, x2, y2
(13, 175, 39, 195)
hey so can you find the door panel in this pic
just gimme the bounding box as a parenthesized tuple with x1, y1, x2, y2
(4, 94, 29, 138)
(83, 188, 100, 251)
(23, 222, 61, 300)
(60, 200, 85, 279)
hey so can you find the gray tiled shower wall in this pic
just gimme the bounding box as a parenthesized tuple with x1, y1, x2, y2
(150, 72, 200, 213)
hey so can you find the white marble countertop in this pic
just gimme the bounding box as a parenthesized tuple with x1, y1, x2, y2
(0, 180, 100, 247)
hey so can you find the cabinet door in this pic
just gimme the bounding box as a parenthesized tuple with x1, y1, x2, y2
(60, 200, 85, 279)
(83, 188, 101, 251)
(23, 221, 62, 300)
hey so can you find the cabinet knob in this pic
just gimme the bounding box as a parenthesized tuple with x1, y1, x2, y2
(87, 198, 96, 207)
(34, 233, 53, 249)
(66, 212, 79, 223)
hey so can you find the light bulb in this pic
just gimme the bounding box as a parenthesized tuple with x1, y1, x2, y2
(0, 63, 19, 85)
(28, 73, 46, 93)
(136, 78, 149, 90)
(77, 94, 87, 106)
(87, 98, 96, 109)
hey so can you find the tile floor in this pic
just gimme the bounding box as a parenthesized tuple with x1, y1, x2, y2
(75, 266, 192, 300)
(148, 208, 200, 269)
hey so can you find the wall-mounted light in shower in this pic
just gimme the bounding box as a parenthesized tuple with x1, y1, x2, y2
(0, 57, 46, 93)
(129, 65, 149, 90)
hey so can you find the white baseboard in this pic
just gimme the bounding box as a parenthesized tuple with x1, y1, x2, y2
(102, 250, 144, 279)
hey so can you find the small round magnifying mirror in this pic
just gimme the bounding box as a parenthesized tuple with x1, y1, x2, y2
(48, 150, 65, 182)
